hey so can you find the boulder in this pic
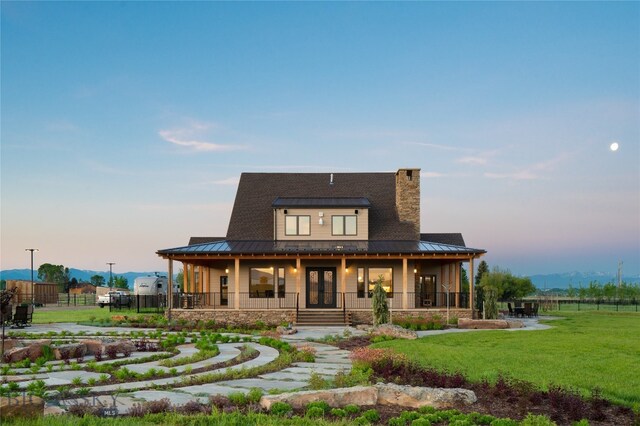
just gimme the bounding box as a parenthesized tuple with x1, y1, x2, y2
(3, 347, 31, 363)
(26, 340, 52, 361)
(117, 340, 136, 354)
(1, 338, 22, 353)
(375, 383, 477, 408)
(458, 319, 510, 330)
(0, 395, 45, 418)
(506, 320, 524, 329)
(53, 343, 87, 360)
(370, 324, 418, 340)
(260, 386, 378, 410)
(276, 326, 297, 335)
(80, 339, 103, 355)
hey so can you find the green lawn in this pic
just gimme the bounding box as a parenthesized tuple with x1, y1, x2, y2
(373, 311, 640, 407)
(32, 307, 144, 324)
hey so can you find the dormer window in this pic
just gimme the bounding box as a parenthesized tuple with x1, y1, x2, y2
(332, 215, 357, 236)
(285, 215, 311, 236)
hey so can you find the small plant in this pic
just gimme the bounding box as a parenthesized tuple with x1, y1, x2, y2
(26, 379, 47, 398)
(308, 371, 329, 390)
(105, 344, 119, 360)
(75, 387, 90, 396)
(306, 406, 325, 418)
(520, 414, 557, 426)
(71, 376, 83, 385)
(330, 408, 347, 417)
(362, 409, 380, 422)
(344, 404, 360, 414)
(228, 391, 247, 406)
(246, 387, 263, 404)
(86, 377, 97, 386)
(99, 373, 109, 383)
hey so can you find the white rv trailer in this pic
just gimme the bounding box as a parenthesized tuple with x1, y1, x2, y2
(133, 275, 178, 296)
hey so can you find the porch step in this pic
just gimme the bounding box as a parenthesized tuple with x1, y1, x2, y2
(295, 310, 351, 326)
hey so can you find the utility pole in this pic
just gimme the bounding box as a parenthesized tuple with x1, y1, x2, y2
(617, 261, 623, 288)
(107, 262, 116, 288)
(25, 248, 39, 305)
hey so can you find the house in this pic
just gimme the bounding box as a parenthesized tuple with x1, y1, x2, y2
(157, 168, 486, 325)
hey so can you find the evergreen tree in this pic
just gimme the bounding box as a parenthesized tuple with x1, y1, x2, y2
(371, 275, 389, 326)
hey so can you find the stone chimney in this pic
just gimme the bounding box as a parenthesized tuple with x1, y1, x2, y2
(395, 168, 421, 239)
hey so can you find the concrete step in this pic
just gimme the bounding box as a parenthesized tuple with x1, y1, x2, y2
(295, 311, 351, 326)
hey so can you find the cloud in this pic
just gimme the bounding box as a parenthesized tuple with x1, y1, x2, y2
(484, 153, 571, 181)
(210, 177, 240, 186)
(159, 121, 245, 152)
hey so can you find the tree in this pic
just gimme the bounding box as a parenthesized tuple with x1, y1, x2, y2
(113, 276, 129, 290)
(474, 261, 489, 313)
(371, 275, 389, 326)
(478, 267, 536, 301)
(460, 266, 470, 293)
(483, 286, 498, 319)
(37, 263, 64, 284)
(176, 269, 184, 291)
(90, 275, 106, 287)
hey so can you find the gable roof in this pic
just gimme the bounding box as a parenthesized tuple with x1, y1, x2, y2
(188, 237, 225, 246)
(421, 233, 466, 247)
(226, 172, 416, 241)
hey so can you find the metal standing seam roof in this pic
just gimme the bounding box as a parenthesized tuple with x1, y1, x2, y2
(157, 239, 486, 256)
(272, 197, 371, 208)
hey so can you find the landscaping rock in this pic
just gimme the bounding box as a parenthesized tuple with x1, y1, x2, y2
(0, 395, 45, 418)
(375, 383, 477, 408)
(458, 319, 510, 329)
(3, 346, 31, 363)
(1, 338, 21, 353)
(80, 339, 103, 355)
(506, 320, 524, 328)
(53, 343, 87, 360)
(370, 323, 418, 340)
(26, 340, 52, 361)
(259, 385, 377, 410)
(117, 340, 136, 354)
(276, 326, 297, 335)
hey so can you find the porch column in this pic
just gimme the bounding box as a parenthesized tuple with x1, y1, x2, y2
(402, 258, 408, 309)
(295, 257, 301, 296)
(204, 266, 210, 305)
(190, 264, 195, 293)
(234, 258, 240, 310)
(341, 257, 346, 296)
(455, 262, 460, 307)
(167, 258, 173, 320)
(469, 257, 475, 318)
(449, 263, 454, 307)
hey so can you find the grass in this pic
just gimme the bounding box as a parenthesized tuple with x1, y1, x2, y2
(373, 311, 640, 407)
(32, 307, 144, 324)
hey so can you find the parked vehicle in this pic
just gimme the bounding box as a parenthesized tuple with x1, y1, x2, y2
(97, 291, 131, 308)
(133, 275, 179, 296)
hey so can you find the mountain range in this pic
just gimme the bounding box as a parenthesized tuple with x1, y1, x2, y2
(1, 268, 638, 289)
(0, 268, 167, 289)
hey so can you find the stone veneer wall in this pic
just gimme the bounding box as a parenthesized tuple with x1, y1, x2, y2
(350, 309, 472, 325)
(168, 309, 296, 327)
(168, 308, 471, 326)
(395, 168, 421, 239)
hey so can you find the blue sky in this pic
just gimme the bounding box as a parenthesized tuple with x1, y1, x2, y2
(2, 2, 638, 276)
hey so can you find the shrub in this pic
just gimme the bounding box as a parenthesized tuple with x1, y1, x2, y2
(520, 414, 557, 426)
(228, 391, 247, 406)
(307, 400, 331, 413)
(270, 401, 293, 416)
(306, 406, 325, 418)
(388, 418, 405, 426)
(246, 387, 263, 404)
(411, 419, 433, 426)
(345, 404, 360, 414)
(308, 371, 329, 390)
(175, 400, 209, 414)
(105, 344, 119, 360)
(209, 394, 230, 409)
(572, 421, 590, 426)
(489, 419, 519, 426)
(330, 408, 347, 418)
(362, 409, 380, 422)
(67, 402, 100, 417)
(372, 275, 389, 325)
(400, 410, 421, 422)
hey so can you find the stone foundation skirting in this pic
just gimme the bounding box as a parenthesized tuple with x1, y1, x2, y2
(168, 308, 471, 326)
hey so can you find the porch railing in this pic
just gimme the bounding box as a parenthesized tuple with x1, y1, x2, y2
(171, 291, 469, 310)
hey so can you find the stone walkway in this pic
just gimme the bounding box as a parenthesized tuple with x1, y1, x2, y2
(7, 318, 553, 415)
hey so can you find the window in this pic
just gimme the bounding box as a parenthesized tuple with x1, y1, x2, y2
(277, 267, 285, 298)
(332, 215, 357, 236)
(368, 268, 393, 297)
(249, 267, 274, 298)
(285, 215, 311, 236)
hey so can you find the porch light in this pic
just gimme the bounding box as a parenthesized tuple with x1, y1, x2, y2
(294, 267, 297, 273)
(225, 268, 229, 274)
(414, 268, 417, 273)
(319, 218, 324, 226)
(345, 267, 349, 273)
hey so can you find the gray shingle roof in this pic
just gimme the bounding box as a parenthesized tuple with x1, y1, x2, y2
(421, 233, 466, 247)
(226, 172, 416, 241)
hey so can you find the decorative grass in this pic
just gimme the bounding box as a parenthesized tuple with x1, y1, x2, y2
(32, 307, 147, 324)
(373, 311, 640, 406)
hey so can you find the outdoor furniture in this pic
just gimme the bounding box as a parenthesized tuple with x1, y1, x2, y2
(514, 306, 525, 318)
(524, 302, 533, 317)
(12, 305, 33, 328)
(507, 303, 514, 317)
(533, 303, 539, 317)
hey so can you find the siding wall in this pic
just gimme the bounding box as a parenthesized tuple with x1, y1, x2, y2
(275, 208, 369, 241)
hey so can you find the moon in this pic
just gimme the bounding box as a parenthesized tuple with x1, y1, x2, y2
(610, 142, 619, 152)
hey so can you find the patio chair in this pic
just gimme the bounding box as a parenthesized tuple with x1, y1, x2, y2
(507, 303, 514, 317)
(523, 302, 533, 318)
(12, 305, 32, 328)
